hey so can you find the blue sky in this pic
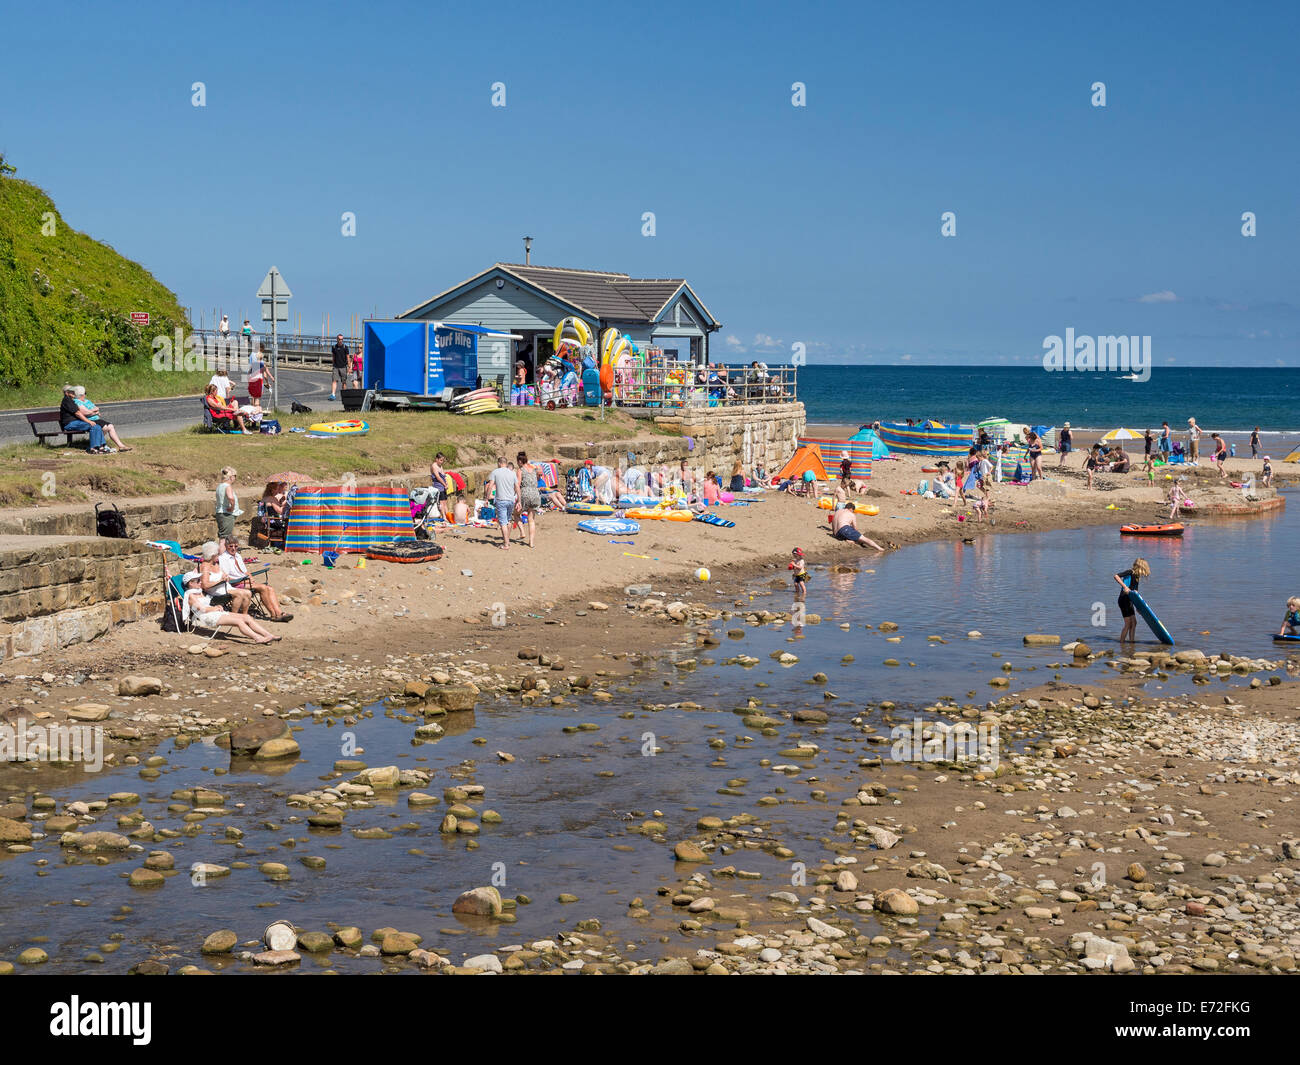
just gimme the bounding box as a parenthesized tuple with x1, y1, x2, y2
(2, 0, 1296, 366)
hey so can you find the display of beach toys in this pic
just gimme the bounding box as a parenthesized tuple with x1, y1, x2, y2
(877, 420, 971, 457)
(306, 419, 369, 437)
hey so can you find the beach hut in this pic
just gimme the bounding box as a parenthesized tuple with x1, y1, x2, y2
(775, 445, 828, 482)
(878, 420, 972, 457)
(285, 485, 414, 553)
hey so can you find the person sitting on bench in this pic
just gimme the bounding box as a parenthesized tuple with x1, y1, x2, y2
(219, 537, 292, 621)
(59, 384, 109, 452)
(73, 386, 131, 451)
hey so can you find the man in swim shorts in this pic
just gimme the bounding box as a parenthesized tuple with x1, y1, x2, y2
(831, 504, 885, 550)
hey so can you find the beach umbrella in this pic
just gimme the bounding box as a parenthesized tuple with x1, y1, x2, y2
(1100, 428, 1141, 442)
(977, 417, 1010, 428)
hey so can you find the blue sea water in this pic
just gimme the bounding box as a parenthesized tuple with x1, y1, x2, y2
(797, 365, 1300, 436)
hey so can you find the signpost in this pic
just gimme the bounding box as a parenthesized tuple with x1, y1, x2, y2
(130, 311, 150, 325)
(256, 266, 292, 412)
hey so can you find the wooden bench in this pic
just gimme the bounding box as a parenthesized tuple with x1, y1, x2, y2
(28, 411, 90, 447)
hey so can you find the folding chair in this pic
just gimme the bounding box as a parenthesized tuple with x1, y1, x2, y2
(202, 402, 235, 434)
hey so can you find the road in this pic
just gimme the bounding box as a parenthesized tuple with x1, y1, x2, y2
(0, 368, 343, 447)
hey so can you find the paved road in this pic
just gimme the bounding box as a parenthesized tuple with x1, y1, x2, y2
(0, 369, 344, 447)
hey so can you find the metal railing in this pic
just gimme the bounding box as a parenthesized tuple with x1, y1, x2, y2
(509, 362, 798, 410)
(183, 330, 362, 372)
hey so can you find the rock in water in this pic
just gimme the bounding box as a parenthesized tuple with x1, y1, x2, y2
(263, 921, 297, 952)
(452, 886, 503, 917)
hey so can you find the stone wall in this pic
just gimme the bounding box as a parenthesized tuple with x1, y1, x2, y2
(0, 498, 221, 661)
(0, 538, 168, 660)
(649, 403, 806, 476)
(0, 498, 217, 544)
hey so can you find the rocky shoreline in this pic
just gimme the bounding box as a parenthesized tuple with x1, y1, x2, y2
(2, 556, 1298, 975)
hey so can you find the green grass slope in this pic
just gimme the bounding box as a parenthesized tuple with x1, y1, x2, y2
(0, 167, 194, 398)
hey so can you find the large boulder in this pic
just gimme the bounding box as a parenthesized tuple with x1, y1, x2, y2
(229, 718, 291, 754)
(452, 887, 503, 918)
(118, 675, 163, 697)
(0, 817, 32, 844)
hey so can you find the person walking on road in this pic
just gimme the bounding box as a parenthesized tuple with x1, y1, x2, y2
(330, 334, 350, 400)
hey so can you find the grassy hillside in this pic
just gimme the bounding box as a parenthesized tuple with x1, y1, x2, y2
(0, 164, 206, 401)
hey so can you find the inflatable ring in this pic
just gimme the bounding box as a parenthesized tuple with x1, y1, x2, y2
(307, 420, 369, 436)
(553, 316, 592, 350)
(364, 538, 444, 563)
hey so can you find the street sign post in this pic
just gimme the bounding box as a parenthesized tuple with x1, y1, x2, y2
(256, 267, 292, 411)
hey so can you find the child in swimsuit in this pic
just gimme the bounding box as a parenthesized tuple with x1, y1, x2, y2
(1280, 597, 1300, 637)
(788, 547, 808, 602)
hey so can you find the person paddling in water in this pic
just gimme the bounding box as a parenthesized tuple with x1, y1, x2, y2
(1279, 596, 1300, 638)
(1113, 557, 1151, 642)
(789, 547, 809, 602)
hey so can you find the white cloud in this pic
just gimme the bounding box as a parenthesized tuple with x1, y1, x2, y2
(1137, 290, 1179, 303)
(752, 333, 782, 350)
(724, 334, 744, 350)
(898, 353, 913, 361)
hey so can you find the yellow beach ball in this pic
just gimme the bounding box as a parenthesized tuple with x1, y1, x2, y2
(695, 567, 711, 582)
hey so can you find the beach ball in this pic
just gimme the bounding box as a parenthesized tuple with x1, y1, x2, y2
(695, 567, 711, 582)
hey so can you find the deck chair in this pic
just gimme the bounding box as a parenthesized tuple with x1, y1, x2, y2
(227, 562, 274, 619)
(202, 402, 235, 434)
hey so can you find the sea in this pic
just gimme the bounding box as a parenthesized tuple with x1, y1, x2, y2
(797, 365, 1300, 441)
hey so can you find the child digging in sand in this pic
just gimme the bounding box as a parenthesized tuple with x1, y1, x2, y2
(788, 547, 808, 602)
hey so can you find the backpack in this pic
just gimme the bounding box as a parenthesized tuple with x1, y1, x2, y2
(95, 502, 128, 538)
(160, 590, 185, 632)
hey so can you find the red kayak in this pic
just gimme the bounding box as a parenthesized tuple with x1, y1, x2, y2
(1120, 523, 1184, 537)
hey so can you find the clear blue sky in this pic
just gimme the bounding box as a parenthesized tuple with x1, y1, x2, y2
(2, 0, 1296, 366)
